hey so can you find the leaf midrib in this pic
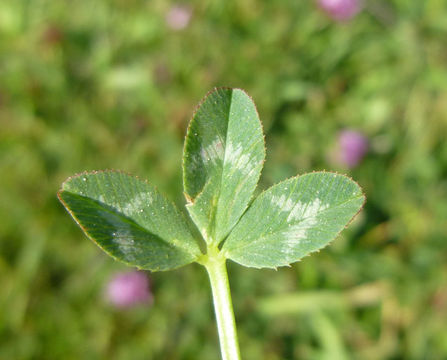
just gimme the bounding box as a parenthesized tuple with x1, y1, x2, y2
(208, 89, 236, 242)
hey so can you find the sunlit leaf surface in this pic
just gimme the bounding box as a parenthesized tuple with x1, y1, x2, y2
(183, 88, 265, 245)
(222, 172, 364, 268)
(59, 171, 201, 271)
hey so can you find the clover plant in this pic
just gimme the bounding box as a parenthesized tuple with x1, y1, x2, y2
(58, 88, 365, 359)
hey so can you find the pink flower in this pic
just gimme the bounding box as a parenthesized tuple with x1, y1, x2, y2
(165, 5, 192, 31)
(337, 130, 368, 168)
(318, 0, 362, 21)
(106, 271, 153, 308)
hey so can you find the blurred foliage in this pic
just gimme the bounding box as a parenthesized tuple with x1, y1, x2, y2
(1, 0, 447, 359)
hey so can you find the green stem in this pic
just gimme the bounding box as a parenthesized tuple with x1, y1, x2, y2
(202, 246, 241, 360)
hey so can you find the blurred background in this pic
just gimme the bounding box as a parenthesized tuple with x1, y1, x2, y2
(1, 0, 447, 359)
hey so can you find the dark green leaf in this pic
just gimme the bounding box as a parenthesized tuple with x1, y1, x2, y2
(222, 172, 365, 268)
(183, 88, 265, 245)
(58, 171, 201, 271)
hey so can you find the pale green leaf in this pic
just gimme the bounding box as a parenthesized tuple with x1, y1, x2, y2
(58, 171, 201, 271)
(222, 172, 365, 268)
(183, 88, 265, 245)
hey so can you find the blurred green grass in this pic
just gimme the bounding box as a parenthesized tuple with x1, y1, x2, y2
(1, 0, 447, 359)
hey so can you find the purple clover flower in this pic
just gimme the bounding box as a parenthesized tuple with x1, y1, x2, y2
(165, 5, 192, 31)
(318, 0, 362, 21)
(337, 130, 368, 168)
(106, 271, 153, 308)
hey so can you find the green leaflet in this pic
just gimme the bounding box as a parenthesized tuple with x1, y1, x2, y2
(58, 171, 201, 271)
(222, 172, 365, 269)
(183, 88, 265, 245)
